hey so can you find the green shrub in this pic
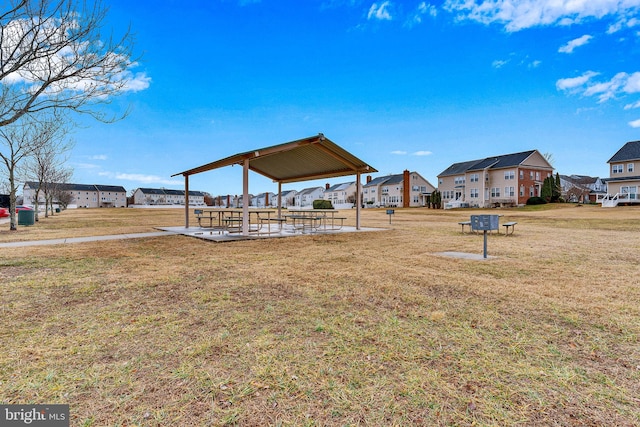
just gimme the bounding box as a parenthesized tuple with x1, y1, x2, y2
(313, 199, 333, 209)
(526, 196, 547, 205)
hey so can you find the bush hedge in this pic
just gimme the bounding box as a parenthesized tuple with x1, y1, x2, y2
(313, 199, 333, 209)
(526, 196, 547, 205)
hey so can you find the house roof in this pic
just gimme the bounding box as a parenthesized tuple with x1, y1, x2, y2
(137, 188, 166, 195)
(608, 140, 640, 163)
(95, 185, 127, 193)
(24, 182, 126, 192)
(172, 134, 377, 183)
(297, 186, 324, 196)
(603, 175, 640, 183)
(438, 150, 541, 177)
(364, 175, 394, 187)
(326, 182, 355, 192)
(561, 175, 600, 186)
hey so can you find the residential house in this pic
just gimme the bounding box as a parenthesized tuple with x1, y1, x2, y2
(560, 175, 606, 203)
(294, 187, 324, 208)
(323, 182, 356, 207)
(437, 150, 554, 208)
(279, 190, 297, 208)
(132, 188, 206, 206)
(362, 171, 435, 208)
(255, 192, 276, 208)
(23, 182, 127, 208)
(601, 140, 640, 206)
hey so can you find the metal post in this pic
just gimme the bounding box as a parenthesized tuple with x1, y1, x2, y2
(184, 175, 189, 228)
(242, 159, 249, 235)
(483, 230, 488, 259)
(356, 172, 361, 230)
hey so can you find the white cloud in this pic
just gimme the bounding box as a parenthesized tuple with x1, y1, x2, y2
(97, 171, 181, 185)
(412, 150, 433, 156)
(444, 0, 640, 32)
(624, 100, 640, 109)
(368, 1, 393, 20)
(90, 154, 108, 160)
(492, 59, 509, 68)
(557, 70, 640, 103)
(76, 162, 101, 170)
(406, 2, 438, 27)
(556, 71, 599, 90)
(628, 118, 640, 127)
(114, 173, 182, 185)
(558, 35, 593, 53)
(390, 150, 407, 155)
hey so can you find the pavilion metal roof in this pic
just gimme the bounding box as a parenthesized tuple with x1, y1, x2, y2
(172, 133, 377, 183)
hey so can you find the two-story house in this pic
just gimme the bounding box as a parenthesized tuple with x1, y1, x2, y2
(362, 170, 435, 208)
(294, 187, 324, 207)
(560, 175, 606, 203)
(437, 150, 554, 208)
(323, 182, 356, 207)
(601, 140, 640, 206)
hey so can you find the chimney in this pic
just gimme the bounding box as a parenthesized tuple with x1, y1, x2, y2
(366, 175, 372, 183)
(326, 183, 330, 190)
(403, 170, 410, 208)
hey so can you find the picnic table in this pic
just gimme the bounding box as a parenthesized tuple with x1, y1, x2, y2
(194, 208, 277, 234)
(285, 209, 346, 233)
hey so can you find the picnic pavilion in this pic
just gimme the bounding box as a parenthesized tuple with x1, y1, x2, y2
(171, 133, 378, 236)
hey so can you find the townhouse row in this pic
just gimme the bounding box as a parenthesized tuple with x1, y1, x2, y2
(21, 140, 640, 210)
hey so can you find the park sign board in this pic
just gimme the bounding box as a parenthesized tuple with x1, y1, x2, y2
(470, 214, 499, 231)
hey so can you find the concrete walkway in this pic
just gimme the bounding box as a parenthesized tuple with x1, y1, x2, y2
(0, 231, 170, 248)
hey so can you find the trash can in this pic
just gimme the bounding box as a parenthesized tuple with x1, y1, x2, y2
(18, 209, 35, 226)
(55, 208, 60, 213)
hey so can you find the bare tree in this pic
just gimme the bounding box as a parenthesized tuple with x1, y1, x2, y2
(44, 166, 72, 215)
(23, 114, 73, 220)
(0, 113, 64, 229)
(1, 0, 148, 127)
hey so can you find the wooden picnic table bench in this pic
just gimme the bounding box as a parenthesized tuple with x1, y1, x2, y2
(502, 221, 517, 235)
(458, 220, 472, 233)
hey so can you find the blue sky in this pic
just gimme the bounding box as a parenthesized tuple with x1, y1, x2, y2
(69, 0, 640, 196)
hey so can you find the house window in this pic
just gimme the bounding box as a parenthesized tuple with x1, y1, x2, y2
(491, 187, 500, 197)
(530, 186, 535, 197)
(519, 170, 524, 179)
(470, 188, 478, 198)
(504, 171, 515, 180)
(505, 186, 515, 197)
(454, 176, 465, 185)
(612, 164, 623, 174)
(529, 171, 534, 180)
(520, 185, 525, 197)
(535, 172, 540, 181)
(470, 173, 479, 183)
(628, 163, 634, 173)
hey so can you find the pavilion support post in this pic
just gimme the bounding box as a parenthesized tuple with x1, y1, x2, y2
(356, 172, 361, 230)
(184, 175, 190, 228)
(277, 182, 282, 219)
(242, 159, 249, 235)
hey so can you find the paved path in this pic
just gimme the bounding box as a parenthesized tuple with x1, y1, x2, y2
(0, 231, 170, 248)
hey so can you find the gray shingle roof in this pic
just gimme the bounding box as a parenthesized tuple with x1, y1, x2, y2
(327, 182, 355, 191)
(364, 175, 394, 187)
(608, 141, 640, 163)
(438, 150, 537, 177)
